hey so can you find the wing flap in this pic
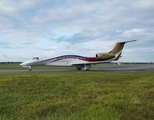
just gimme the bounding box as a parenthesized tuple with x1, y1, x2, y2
(72, 61, 111, 66)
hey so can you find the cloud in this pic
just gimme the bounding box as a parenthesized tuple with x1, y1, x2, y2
(0, 41, 9, 45)
(55, 29, 104, 43)
(0, 41, 22, 49)
(0, 0, 154, 62)
(133, 0, 154, 9)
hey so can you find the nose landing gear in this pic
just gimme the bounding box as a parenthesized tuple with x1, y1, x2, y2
(29, 66, 32, 72)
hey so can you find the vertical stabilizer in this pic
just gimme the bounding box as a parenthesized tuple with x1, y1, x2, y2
(109, 40, 136, 60)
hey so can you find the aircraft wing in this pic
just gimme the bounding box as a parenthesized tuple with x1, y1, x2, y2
(72, 60, 111, 66)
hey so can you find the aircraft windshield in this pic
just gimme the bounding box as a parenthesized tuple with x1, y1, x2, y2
(32, 57, 39, 60)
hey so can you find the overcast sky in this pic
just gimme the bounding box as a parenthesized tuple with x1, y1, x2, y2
(0, 0, 154, 62)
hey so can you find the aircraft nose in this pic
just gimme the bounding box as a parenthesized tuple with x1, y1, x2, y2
(20, 62, 25, 66)
(20, 60, 34, 66)
(20, 61, 29, 66)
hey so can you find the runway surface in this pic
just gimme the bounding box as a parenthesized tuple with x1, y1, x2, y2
(0, 65, 154, 73)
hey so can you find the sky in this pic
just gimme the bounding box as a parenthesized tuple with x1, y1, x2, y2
(0, 0, 154, 62)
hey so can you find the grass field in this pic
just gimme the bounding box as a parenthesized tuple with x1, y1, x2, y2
(0, 72, 154, 120)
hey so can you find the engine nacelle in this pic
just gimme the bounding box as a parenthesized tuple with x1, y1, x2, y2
(96, 53, 115, 60)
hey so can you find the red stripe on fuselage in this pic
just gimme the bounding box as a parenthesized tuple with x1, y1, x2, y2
(50, 56, 97, 63)
(79, 57, 97, 62)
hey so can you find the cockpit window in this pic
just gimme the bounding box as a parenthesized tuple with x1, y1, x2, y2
(33, 57, 39, 60)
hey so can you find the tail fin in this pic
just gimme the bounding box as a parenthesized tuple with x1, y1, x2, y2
(109, 40, 136, 60)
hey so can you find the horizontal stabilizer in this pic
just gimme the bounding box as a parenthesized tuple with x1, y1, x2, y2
(117, 40, 137, 44)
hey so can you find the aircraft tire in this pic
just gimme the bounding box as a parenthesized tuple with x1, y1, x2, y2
(84, 66, 90, 71)
(29, 66, 32, 72)
(77, 68, 82, 70)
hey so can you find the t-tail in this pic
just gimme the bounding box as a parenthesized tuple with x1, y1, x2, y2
(109, 40, 137, 61)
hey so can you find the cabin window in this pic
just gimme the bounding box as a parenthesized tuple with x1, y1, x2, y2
(33, 57, 39, 60)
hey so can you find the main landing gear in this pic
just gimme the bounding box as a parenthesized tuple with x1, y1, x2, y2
(84, 65, 91, 71)
(76, 65, 91, 71)
(77, 67, 82, 70)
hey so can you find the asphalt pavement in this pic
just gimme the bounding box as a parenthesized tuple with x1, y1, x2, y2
(0, 65, 154, 73)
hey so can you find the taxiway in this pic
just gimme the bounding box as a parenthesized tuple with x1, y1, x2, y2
(0, 65, 154, 73)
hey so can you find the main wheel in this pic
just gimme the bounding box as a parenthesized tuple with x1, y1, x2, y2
(77, 67, 82, 70)
(84, 66, 90, 71)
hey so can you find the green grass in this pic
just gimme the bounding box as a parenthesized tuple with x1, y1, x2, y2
(0, 63, 21, 70)
(0, 72, 154, 120)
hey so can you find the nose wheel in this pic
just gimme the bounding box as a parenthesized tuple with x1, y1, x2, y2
(29, 66, 32, 72)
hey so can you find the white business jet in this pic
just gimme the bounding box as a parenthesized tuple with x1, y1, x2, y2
(20, 40, 136, 71)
